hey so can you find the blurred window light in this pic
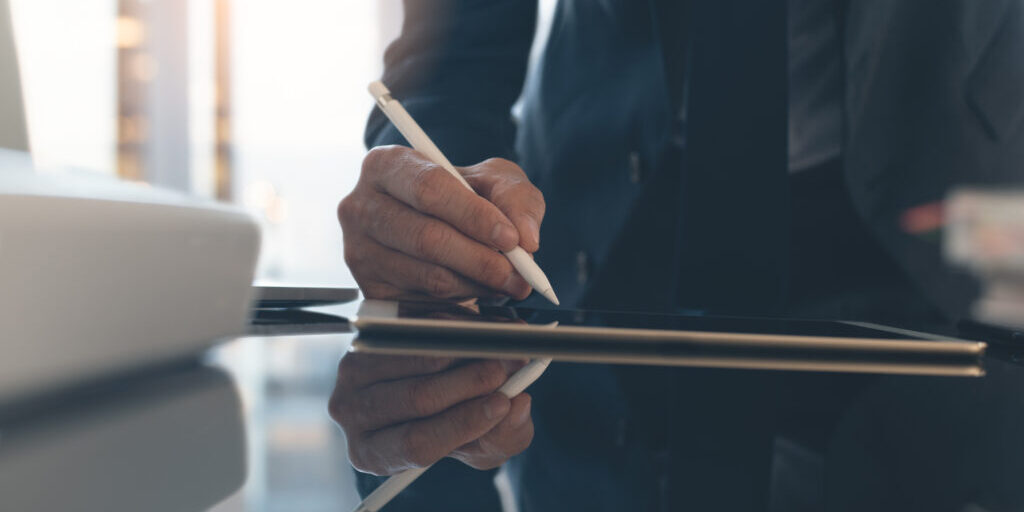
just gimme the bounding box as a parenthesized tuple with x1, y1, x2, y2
(10, 0, 117, 174)
(116, 15, 144, 48)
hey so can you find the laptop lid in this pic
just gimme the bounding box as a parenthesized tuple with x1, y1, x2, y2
(0, 0, 28, 152)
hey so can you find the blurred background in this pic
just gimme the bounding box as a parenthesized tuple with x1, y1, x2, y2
(7, 1, 555, 509)
(11, 0, 403, 286)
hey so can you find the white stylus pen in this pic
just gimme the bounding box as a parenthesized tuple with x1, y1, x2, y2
(368, 81, 560, 306)
(351, 357, 553, 512)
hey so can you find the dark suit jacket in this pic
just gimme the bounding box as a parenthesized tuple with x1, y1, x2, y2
(359, 1, 1024, 510)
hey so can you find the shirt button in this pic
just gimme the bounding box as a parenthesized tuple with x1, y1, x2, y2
(576, 251, 589, 285)
(628, 151, 643, 184)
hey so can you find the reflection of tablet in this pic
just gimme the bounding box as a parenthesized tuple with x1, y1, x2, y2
(352, 300, 987, 377)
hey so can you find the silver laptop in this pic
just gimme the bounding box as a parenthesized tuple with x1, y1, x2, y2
(0, 1, 262, 404)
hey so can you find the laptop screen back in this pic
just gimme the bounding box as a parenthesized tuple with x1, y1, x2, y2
(0, 0, 27, 152)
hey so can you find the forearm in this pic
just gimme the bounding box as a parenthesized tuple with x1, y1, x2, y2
(365, 0, 537, 165)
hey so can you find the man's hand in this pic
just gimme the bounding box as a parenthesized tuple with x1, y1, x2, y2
(329, 353, 535, 475)
(338, 145, 546, 301)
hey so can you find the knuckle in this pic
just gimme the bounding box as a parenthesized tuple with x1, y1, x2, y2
(369, 195, 398, 237)
(413, 223, 449, 257)
(484, 157, 523, 175)
(336, 356, 357, 385)
(327, 390, 365, 432)
(473, 361, 507, 392)
(327, 392, 345, 423)
(477, 254, 511, 289)
(424, 266, 458, 298)
(361, 146, 392, 176)
(531, 189, 547, 216)
(514, 424, 535, 453)
(401, 428, 435, 468)
(407, 379, 439, 417)
(342, 244, 363, 271)
(410, 166, 448, 210)
(336, 194, 364, 226)
(510, 180, 544, 211)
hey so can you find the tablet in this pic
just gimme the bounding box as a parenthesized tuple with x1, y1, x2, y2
(352, 300, 986, 377)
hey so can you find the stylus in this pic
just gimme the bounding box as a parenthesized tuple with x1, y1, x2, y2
(368, 81, 560, 306)
(351, 357, 553, 512)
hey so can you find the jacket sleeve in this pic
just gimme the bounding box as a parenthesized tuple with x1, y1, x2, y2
(364, 0, 537, 166)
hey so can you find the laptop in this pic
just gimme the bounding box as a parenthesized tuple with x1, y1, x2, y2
(0, 0, 28, 152)
(0, 1, 261, 404)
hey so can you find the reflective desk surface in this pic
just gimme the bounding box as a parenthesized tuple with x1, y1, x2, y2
(3, 300, 1024, 512)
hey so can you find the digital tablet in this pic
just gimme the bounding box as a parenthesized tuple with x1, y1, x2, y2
(352, 300, 986, 377)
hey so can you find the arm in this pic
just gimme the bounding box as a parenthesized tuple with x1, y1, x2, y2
(366, 0, 538, 165)
(339, 3, 540, 509)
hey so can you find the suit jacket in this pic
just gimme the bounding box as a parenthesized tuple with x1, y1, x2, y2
(359, 1, 1024, 510)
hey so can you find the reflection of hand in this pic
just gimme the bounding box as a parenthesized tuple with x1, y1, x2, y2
(329, 354, 535, 476)
(337, 145, 545, 301)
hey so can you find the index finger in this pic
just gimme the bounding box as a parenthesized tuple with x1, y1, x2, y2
(464, 159, 546, 254)
(363, 146, 522, 252)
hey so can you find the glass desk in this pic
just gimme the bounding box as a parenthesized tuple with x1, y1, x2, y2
(3, 300, 1023, 511)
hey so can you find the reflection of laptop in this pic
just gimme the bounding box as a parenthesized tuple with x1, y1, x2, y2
(0, 365, 245, 511)
(0, 0, 28, 152)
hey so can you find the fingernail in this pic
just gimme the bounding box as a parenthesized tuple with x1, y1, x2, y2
(524, 217, 540, 249)
(490, 223, 518, 249)
(483, 394, 510, 420)
(510, 399, 531, 427)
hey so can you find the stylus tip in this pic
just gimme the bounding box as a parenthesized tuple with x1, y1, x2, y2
(540, 288, 560, 306)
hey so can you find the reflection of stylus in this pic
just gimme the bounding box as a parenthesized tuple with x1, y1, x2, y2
(352, 357, 553, 512)
(368, 81, 560, 306)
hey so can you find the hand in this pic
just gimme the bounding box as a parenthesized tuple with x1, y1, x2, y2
(338, 145, 546, 301)
(329, 353, 535, 475)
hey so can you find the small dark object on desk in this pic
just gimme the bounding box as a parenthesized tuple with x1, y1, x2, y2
(248, 309, 352, 336)
(253, 286, 359, 310)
